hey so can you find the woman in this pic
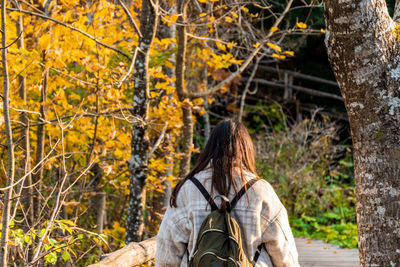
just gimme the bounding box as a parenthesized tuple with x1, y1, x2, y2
(155, 119, 299, 266)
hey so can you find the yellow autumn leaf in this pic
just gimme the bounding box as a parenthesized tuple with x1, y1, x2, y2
(69, 93, 81, 101)
(63, 201, 80, 207)
(150, 91, 160, 98)
(240, 6, 249, 13)
(231, 11, 238, 19)
(297, 22, 307, 29)
(270, 27, 279, 32)
(193, 98, 204, 106)
(198, 109, 206, 116)
(163, 14, 179, 26)
(227, 42, 237, 49)
(165, 60, 175, 69)
(320, 28, 326, 34)
(284, 51, 294, 56)
(225, 16, 234, 23)
(39, 33, 51, 50)
(113, 148, 124, 158)
(216, 41, 226, 51)
(199, 13, 207, 17)
(253, 42, 260, 48)
(181, 98, 193, 108)
(272, 53, 286, 59)
(267, 42, 282, 52)
(198, 0, 207, 3)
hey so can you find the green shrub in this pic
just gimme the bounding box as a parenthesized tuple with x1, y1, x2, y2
(255, 114, 357, 248)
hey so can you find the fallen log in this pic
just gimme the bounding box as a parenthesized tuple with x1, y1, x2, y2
(88, 237, 156, 267)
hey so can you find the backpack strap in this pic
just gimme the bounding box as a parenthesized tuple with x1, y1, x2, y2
(230, 178, 259, 211)
(253, 244, 264, 264)
(189, 177, 219, 211)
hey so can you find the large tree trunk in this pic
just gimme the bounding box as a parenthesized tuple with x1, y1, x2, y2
(324, 0, 400, 265)
(126, 0, 158, 243)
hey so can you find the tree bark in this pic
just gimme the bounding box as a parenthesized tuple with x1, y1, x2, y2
(126, 0, 158, 243)
(324, 0, 400, 265)
(33, 56, 48, 219)
(176, 0, 193, 178)
(0, 0, 15, 266)
(16, 7, 34, 231)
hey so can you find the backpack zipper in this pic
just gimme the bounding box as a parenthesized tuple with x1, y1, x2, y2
(198, 251, 239, 267)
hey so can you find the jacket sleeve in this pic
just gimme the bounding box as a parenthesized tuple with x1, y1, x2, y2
(155, 201, 190, 266)
(262, 207, 300, 267)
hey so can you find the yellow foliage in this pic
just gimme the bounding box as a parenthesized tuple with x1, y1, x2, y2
(272, 53, 286, 60)
(267, 42, 282, 52)
(296, 22, 307, 29)
(225, 16, 234, 23)
(270, 27, 279, 32)
(284, 51, 295, 56)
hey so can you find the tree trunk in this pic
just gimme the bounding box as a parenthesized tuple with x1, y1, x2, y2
(176, 0, 193, 178)
(33, 56, 48, 219)
(324, 0, 400, 265)
(126, 0, 159, 243)
(16, 8, 34, 231)
(0, 0, 15, 265)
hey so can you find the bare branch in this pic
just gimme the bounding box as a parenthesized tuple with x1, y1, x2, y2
(118, 0, 142, 38)
(146, 121, 168, 162)
(188, 0, 294, 99)
(238, 56, 261, 122)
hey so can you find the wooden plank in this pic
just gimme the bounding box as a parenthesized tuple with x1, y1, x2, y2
(295, 238, 360, 267)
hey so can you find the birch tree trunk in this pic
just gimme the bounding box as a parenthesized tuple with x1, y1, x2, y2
(126, 0, 158, 243)
(324, 0, 400, 265)
(0, 0, 15, 265)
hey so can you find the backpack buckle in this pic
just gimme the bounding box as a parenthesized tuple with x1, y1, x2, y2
(213, 195, 232, 212)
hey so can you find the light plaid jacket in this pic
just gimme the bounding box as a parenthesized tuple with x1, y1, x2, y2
(155, 167, 300, 267)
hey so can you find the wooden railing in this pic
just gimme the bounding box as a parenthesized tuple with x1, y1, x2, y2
(88, 237, 156, 267)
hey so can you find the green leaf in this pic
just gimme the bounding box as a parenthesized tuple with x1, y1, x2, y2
(62, 250, 71, 261)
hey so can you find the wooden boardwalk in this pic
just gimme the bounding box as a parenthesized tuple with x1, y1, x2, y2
(295, 238, 359, 267)
(90, 237, 360, 266)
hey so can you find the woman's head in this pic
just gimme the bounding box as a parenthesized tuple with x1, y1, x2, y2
(170, 118, 259, 207)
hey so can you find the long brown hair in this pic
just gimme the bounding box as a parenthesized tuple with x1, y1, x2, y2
(170, 119, 260, 207)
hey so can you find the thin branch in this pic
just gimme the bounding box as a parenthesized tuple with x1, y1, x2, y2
(117, 47, 138, 87)
(0, 140, 60, 192)
(146, 121, 168, 162)
(0, 28, 23, 49)
(238, 56, 261, 122)
(6, 7, 132, 60)
(118, 0, 142, 38)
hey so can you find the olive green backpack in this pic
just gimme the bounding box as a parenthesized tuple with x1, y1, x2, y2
(188, 177, 264, 267)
